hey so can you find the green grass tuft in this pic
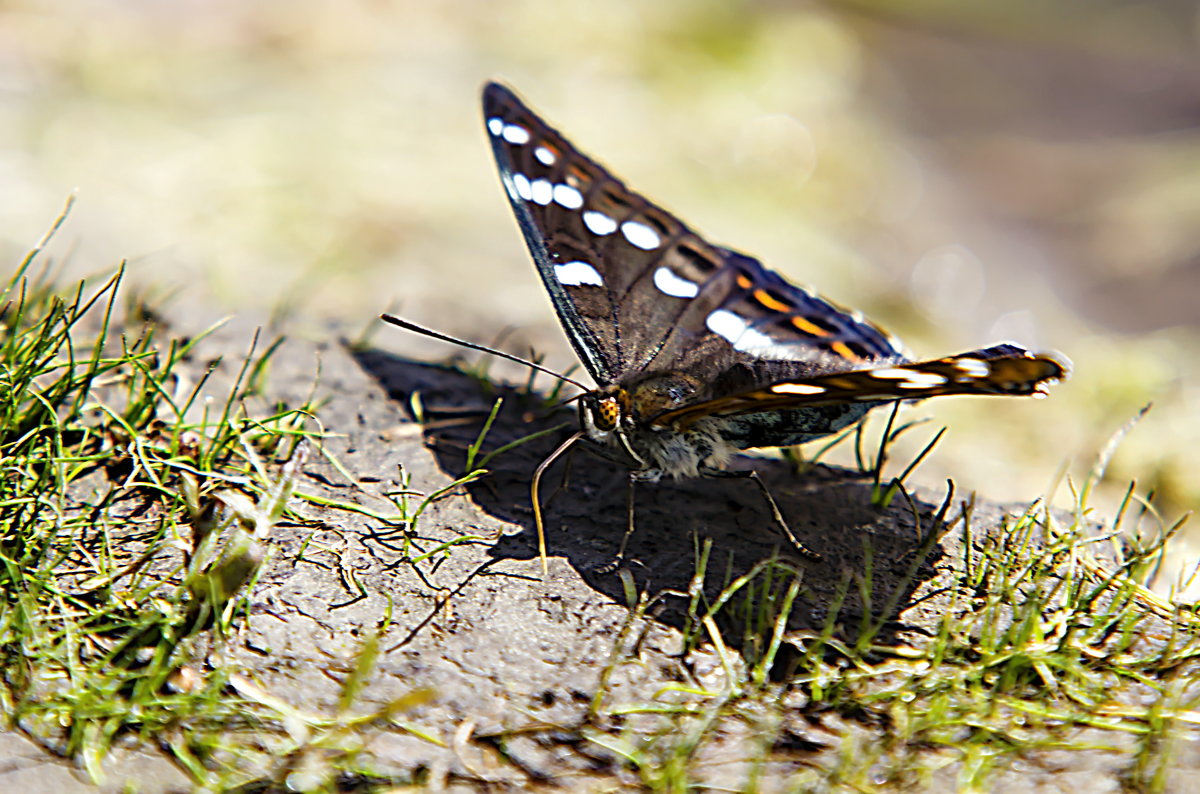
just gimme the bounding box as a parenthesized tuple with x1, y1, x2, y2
(569, 480, 1199, 791)
(0, 208, 429, 789)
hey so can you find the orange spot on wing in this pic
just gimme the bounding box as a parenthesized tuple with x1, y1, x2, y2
(736, 274, 753, 289)
(566, 164, 592, 188)
(792, 316, 829, 337)
(753, 289, 792, 312)
(830, 341, 858, 360)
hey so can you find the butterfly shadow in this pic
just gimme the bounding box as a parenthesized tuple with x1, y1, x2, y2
(355, 347, 951, 652)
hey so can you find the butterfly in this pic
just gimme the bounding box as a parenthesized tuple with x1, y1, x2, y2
(390, 82, 1067, 570)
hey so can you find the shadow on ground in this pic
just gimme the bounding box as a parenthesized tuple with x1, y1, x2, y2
(355, 346, 951, 649)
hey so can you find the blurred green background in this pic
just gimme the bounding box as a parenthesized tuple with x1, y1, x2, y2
(1, 0, 1197, 593)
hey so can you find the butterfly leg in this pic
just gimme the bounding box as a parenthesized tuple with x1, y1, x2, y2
(700, 466, 822, 562)
(594, 474, 640, 574)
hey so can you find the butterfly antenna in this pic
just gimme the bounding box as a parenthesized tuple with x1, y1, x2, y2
(381, 314, 590, 392)
(531, 430, 584, 577)
(551, 392, 588, 409)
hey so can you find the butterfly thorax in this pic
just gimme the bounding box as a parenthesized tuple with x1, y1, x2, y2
(578, 373, 739, 480)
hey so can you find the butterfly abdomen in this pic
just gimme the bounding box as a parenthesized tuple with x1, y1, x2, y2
(632, 418, 739, 480)
(716, 403, 875, 451)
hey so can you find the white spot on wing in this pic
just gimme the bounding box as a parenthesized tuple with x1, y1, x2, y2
(736, 327, 775, 351)
(502, 123, 531, 145)
(530, 178, 553, 205)
(653, 267, 699, 298)
(868, 368, 948, 388)
(535, 146, 556, 165)
(487, 117, 504, 136)
(705, 309, 826, 362)
(511, 173, 533, 201)
(583, 210, 617, 236)
(706, 309, 747, 344)
(771, 383, 825, 395)
(897, 372, 948, 388)
(554, 261, 603, 287)
(552, 183, 584, 209)
(705, 309, 773, 351)
(621, 220, 661, 250)
(869, 368, 918, 380)
(952, 358, 990, 378)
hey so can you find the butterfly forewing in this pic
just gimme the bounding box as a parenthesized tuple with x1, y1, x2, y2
(657, 249, 906, 385)
(485, 82, 698, 384)
(483, 82, 907, 396)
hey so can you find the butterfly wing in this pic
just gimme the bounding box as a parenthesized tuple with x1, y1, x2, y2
(652, 344, 1068, 432)
(483, 82, 906, 391)
(484, 83, 1067, 464)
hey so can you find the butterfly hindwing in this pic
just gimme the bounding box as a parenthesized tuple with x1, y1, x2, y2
(652, 344, 1068, 430)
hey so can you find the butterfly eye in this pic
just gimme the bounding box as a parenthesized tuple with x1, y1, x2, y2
(594, 396, 621, 431)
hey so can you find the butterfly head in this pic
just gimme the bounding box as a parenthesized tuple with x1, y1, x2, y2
(578, 387, 646, 469)
(590, 391, 623, 432)
(576, 373, 729, 477)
